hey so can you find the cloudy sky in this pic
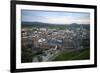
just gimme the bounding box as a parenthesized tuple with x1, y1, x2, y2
(21, 10, 90, 24)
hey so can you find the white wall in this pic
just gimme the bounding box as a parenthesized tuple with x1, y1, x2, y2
(0, 0, 99, 73)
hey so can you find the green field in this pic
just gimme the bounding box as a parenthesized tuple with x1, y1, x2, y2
(48, 26, 66, 30)
(53, 48, 90, 61)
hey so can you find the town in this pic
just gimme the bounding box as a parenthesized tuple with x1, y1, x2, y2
(21, 23, 90, 63)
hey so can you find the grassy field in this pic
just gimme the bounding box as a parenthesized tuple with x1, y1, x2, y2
(53, 48, 90, 61)
(22, 24, 66, 30)
(48, 26, 66, 30)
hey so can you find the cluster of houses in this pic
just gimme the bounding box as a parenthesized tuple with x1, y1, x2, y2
(21, 26, 90, 62)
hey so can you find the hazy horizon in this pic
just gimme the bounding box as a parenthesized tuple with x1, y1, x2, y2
(21, 10, 90, 24)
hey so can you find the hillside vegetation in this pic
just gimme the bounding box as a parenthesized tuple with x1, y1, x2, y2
(53, 48, 90, 61)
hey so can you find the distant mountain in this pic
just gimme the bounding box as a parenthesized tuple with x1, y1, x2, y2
(22, 22, 89, 25)
(22, 21, 67, 28)
(22, 21, 67, 25)
(21, 21, 90, 30)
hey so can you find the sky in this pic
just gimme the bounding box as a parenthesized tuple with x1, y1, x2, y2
(21, 10, 90, 24)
